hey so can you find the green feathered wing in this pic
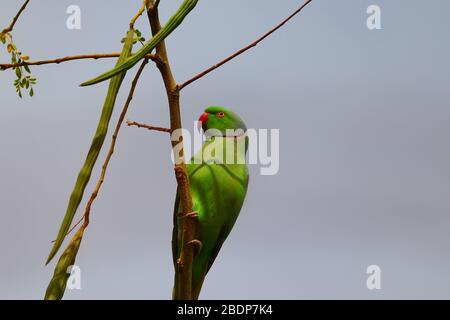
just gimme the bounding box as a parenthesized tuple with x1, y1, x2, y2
(172, 136, 249, 299)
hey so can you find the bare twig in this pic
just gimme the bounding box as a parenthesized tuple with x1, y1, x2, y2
(126, 120, 171, 133)
(130, 0, 149, 29)
(1, 0, 31, 34)
(178, 0, 313, 90)
(56, 216, 83, 242)
(0, 53, 157, 70)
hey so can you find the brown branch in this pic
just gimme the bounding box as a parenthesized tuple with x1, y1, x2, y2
(178, 0, 313, 90)
(146, 0, 196, 300)
(0, 53, 157, 70)
(1, 0, 31, 34)
(126, 120, 171, 133)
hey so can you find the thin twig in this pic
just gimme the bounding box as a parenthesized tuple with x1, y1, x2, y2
(56, 216, 83, 242)
(0, 53, 157, 70)
(126, 120, 171, 133)
(178, 0, 313, 90)
(130, 0, 149, 29)
(1, 0, 31, 34)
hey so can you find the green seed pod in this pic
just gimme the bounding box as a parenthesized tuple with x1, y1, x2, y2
(44, 227, 85, 300)
(46, 29, 135, 264)
(80, 0, 198, 86)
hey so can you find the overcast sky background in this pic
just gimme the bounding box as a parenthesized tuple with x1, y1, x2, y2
(1, 0, 450, 299)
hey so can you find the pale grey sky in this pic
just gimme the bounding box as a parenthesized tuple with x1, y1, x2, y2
(1, 0, 450, 299)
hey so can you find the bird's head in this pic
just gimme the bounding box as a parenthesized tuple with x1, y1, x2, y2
(198, 106, 247, 137)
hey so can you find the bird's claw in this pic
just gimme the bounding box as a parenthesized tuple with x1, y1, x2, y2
(177, 211, 199, 219)
(187, 239, 203, 257)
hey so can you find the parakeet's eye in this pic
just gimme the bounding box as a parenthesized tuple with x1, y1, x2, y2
(217, 111, 225, 118)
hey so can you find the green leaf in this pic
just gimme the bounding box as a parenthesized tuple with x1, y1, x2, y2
(15, 67, 22, 78)
(29, 87, 34, 97)
(24, 64, 31, 73)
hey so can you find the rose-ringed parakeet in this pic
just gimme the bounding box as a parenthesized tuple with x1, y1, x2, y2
(172, 106, 249, 299)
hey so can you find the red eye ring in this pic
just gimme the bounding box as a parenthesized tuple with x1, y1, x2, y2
(217, 111, 225, 118)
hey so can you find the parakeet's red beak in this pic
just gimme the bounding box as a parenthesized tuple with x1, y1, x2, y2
(198, 112, 209, 132)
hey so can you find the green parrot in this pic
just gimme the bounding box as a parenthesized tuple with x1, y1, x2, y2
(172, 106, 249, 299)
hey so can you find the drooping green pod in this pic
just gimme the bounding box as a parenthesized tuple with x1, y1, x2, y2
(46, 29, 135, 264)
(80, 0, 198, 87)
(45, 227, 85, 300)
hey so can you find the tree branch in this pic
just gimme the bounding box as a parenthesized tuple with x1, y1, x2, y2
(1, 0, 31, 34)
(0, 53, 157, 70)
(126, 120, 171, 133)
(178, 0, 313, 90)
(146, 0, 196, 300)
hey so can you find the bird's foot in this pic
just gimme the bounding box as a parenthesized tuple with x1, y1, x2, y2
(177, 211, 198, 219)
(187, 239, 203, 257)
